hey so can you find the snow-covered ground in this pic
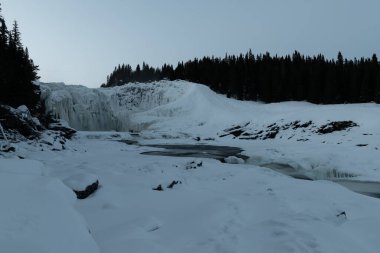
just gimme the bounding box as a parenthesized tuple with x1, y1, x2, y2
(2, 80, 380, 252)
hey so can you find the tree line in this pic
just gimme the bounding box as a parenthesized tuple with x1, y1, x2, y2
(103, 50, 380, 104)
(0, 3, 40, 112)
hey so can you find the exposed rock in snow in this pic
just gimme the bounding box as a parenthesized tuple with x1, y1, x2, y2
(0, 104, 42, 140)
(63, 173, 99, 199)
(317, 121, 358, 134)
(48, 120, 77, 139)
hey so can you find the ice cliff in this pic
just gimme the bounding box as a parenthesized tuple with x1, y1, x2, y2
(39, 80, 193, 131)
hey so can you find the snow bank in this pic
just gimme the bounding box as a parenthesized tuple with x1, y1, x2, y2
(0, 159, 100, 253)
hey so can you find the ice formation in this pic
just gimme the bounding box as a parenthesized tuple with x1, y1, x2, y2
(39, 80, 191, 131)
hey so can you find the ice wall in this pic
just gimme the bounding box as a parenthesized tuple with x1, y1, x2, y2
(39, 81, 189, 131)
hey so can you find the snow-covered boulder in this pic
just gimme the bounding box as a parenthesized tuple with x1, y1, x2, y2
(63, 173, 99, 199)
(223, 156, 245, 164)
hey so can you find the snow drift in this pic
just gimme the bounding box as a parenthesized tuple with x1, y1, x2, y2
(0, 160, 100, 253)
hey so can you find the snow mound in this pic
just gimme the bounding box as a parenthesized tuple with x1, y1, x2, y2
(0, 161, 100, 253)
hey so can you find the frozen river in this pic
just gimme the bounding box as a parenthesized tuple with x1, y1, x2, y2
(141, 143, 380, 198)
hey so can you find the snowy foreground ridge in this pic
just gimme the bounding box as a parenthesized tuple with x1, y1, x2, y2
(2, 80, 380, 252)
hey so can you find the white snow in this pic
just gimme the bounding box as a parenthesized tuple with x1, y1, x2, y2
(63, 173, 99, 191)
(2, 80, 380, 252)
(224, 156, 245, 164)
(0, 160, 100, 253)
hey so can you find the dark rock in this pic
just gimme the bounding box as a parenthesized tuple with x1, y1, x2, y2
(230, 129, 244, 137)
(48, 122, 76, 139)
(74, 180, 99, 199)
(220, 122, 250, 138)
(317, 121, 358, 134)
(1, 145, 15, 152)
(224, 123, 247, 133)
(153, 184, 163, 191)
(299, 120, 313, 128)
(336, 211, 347, 218)
(0, 105, 41, 139)
(118, 139, 138, 145)
(356, 144, 368, 147)
(263, 128, 279, 139)
(185, 160, 203, 170)
(63, 174, 99, 199)
(167, 180, 180, 189)
(292, 120, 301, 127)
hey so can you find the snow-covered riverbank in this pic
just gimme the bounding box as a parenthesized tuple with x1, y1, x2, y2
(2, 131, 380, 253)
(2, 80, 380, 252)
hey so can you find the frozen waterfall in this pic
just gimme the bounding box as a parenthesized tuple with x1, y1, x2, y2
(39, 81, 190, 131)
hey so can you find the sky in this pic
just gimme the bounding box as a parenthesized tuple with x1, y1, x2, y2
(1, 0, 380, 88)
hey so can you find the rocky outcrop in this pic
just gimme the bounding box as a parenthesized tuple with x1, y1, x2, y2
(48, 121, 77, 139)
(317, 121, 358, 134)
(0, 105, 42, 140)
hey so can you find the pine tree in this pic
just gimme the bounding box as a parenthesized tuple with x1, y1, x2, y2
(102, 49, 380, 105)
(0, 6, 40, 112)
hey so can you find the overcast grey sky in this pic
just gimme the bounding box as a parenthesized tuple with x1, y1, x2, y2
(2, 0, 380, 87)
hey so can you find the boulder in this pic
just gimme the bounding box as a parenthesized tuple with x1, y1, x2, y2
(223, 156, 245, 164)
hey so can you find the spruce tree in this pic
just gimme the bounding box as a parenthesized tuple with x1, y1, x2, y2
(102, 49, 380, 105)
(0, 5, 40, 112)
